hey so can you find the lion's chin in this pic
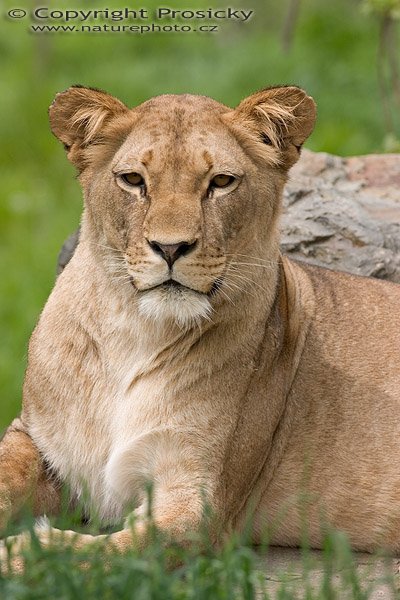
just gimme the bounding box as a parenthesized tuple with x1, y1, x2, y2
(137, 285, 212, 328)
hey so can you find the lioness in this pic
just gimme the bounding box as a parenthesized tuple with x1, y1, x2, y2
(1, 85, 400, 562)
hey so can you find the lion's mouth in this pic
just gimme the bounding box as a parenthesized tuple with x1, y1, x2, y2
(161, 279, 184, 290)
(133, 277, 222, 297)
(136, 279, 193, 294)
(162, 278, 223, 297)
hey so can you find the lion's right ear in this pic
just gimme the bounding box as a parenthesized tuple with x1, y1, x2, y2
(49, 85, 129, 170)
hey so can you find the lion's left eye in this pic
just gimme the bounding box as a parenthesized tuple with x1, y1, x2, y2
(210, 174, 235, 188)
(121, 172, 145, 186)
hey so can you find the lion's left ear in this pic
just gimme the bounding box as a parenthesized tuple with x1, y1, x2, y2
(229, 86, 316, 168)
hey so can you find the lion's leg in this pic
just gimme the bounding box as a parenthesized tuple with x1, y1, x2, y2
(0, 417, 61, 531)
(2, 443, 218, 570)
(1, 491, 208, 575)
(1, 428, 224, 573)
(4, 493, 209, 569)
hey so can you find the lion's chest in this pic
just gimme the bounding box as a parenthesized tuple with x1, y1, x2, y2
(27, 313, 240, 525)
(31, 345, 176, 523)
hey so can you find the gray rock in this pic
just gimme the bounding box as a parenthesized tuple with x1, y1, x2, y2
(282, 150, 400, 282)
(56, 228, 80, 276)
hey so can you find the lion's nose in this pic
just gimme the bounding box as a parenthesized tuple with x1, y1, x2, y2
(147, 239, 197, 268)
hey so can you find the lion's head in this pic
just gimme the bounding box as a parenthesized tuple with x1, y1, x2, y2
(49, 86, 316, 327)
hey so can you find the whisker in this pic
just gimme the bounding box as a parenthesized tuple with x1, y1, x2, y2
(202, 312, 215, 325)
(103, 256, 126, 264)
(228, 268, 267, 287)
(229, 261, 274, 271)
(89, 241, 124, 254)
(222, 279, 246, 295)
(215, 285, 235, 306)
(223, 276, 259, 301)
(103, 254, 126, 262)
(106, 268, 130, 278)
(110, 274, 133, 283)
(105, 261, 127, 269)
(226, 253, 281, 266)
(191, 270, 260, 303)
(226, 269, 269, 295)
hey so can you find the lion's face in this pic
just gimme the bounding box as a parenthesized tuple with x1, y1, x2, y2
(49, 87, 316, 326)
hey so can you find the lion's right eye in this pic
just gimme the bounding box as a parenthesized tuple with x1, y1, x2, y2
(121, 173, 145, 186)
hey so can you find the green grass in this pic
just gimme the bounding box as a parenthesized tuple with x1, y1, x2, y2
(1, 515, 399, 599)
(1, 489, 398, 599)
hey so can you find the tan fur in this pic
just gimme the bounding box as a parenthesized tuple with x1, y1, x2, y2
(2, 84, 400, 568)
(0, 419, 60, 531)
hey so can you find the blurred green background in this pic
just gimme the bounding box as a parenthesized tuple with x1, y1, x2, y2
(0, 0, 399, 429)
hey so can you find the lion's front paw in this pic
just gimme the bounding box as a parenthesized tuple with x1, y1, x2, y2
(0, 524, 55, 574)
(0, 532, 30, 574)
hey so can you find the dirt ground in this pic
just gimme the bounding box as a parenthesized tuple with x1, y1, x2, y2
(257, 546, 400, 598)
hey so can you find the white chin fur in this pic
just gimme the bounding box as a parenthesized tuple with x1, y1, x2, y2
(137, 286, 212, 328)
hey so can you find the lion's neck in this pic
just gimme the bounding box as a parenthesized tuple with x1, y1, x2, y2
(64, 235, 302, 406)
